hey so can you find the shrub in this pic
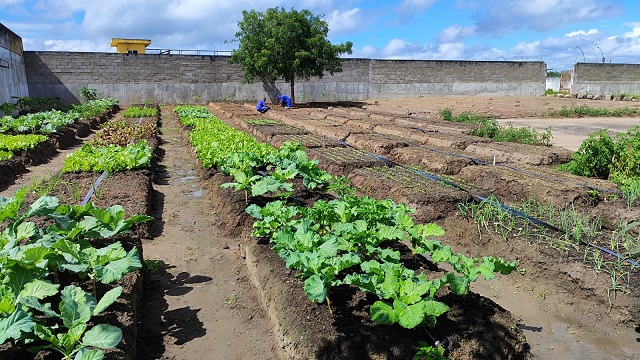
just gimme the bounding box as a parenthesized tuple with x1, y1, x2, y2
(557, 129, 614, 178)
(78, 87, 98, 101)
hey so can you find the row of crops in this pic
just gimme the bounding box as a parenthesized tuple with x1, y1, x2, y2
(0, 99, 118, 161)
(1, 102, 159, 359)
(174, 105, 518, 357)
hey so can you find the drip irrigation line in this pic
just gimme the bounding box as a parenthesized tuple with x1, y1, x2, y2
(337, 141, 639, 267)
(371, 133, 620, 194)
(79, 104, 140, 206)
(80, 170, 109, 206)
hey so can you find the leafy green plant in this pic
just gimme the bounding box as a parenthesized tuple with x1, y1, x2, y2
(0, 102, 18, 116)
(438, 108, 551, 146)
(62, 140, 152, 173)
(245, 118, 281, 125)
(558, 126, 640, 206)
(122, 106, 157, 118)
(413, 343, 447, 360)
(90, 120, 157, 147)
(177, 105, 517, 354)
(0, 189, 152, 357)
(26, 286, 123, 360)
(0, 134, 48, 154)
(557, 129, 614, 178)
(78, 88, 98, 101)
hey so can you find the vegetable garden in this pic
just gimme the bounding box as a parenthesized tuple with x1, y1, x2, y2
(0, 96, 639, 359)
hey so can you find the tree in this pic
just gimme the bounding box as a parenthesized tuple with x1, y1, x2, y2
(229, 7, 353, 105)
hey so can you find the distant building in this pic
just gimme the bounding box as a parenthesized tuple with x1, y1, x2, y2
(110, 38, 151, 54)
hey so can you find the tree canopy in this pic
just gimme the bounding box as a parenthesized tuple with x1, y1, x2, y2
(229, 7, 353, 105)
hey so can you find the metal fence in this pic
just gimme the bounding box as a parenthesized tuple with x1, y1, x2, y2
(145, 49, 232, 56)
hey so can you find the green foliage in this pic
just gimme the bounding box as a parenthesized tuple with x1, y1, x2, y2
(177, 105, 515, 339)
(0, 150, 12, 160)
(229, 7, 353, 102)
(546, 71, 561, 77)
(0, 99, 117, 136)
(413, 343, 447, 360)
(61, 140, 152, 173)
(0, 102, 18, 116)
(12, 96, 65, 113)
(122, 106, 157, 118)
(558, 126, 640, 204)
(543, 106, 639, 117)
(0, 189, 151, 357)
(71, 99, 119, 120)
(471, 121, 552, 146)
(78, 88, 98, 101)
(245, 118, 281, 125)
(90, 120, 157, 147)
(0, 134, 48, 153)
(0, 110, 80, 134)
(438, 108, 552, 146)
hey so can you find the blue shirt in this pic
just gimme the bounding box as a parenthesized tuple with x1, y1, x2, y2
(257, 99, 267, 110)
(280, 95, 291, 107)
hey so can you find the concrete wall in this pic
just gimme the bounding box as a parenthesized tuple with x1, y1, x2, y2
(368, 60, 544, 97)
(571, 63, 640, 96)
(24, 51, 546, 105)
(0, 23, 28, 105)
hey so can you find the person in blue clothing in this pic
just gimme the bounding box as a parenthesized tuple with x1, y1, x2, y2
(256, 97, 270, 113)
(277, 94, 292, 109)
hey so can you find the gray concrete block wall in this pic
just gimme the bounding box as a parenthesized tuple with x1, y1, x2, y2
(572, 63, 640, 96)
(0, 24, 28, 105)
(25, 51, 549, 105)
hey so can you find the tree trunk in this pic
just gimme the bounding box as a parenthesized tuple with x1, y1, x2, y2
(290, 79, 295, 106)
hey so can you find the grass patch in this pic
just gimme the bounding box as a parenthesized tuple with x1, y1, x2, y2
(438, 108, 552, 146)
(542, 106, 639, 117)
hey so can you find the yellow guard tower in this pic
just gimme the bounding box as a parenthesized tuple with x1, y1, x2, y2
(110, 38, 151, 54)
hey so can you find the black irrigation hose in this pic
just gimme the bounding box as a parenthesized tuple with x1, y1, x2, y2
(80, 170, 109, 206)
(78, 104, 148, 206)
(336, 141, 640, 267)
(371, 133, 620, 194)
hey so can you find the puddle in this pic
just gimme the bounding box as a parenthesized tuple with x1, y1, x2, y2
(179, 175, 197, 183)
(191, 189, 204, 197)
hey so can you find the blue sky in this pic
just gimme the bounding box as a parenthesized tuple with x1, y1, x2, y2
(1, 0, 639, 71)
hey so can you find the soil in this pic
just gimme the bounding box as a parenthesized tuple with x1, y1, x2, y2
(1, 96, 639, 360)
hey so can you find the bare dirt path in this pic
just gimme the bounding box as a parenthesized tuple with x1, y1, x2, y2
(0, 146, 80, 197)
(136, 106, 282, 359)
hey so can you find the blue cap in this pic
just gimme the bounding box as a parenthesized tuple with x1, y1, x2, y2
(277, 94, 282, 99)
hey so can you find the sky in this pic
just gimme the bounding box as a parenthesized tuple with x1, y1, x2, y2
(1, 0, 639, 71)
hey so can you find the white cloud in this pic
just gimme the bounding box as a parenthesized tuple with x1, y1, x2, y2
(621, 25, 640, 39)
(42, 39, 111, 52)
(437, 24, 476, 43)
(326, 8, 361, 35)
(357, 45, 377, 58)
(565, 29, 599, 37)
(473, 0, 621, 35)
(436, 42, 465, 59)
(383, 38, 408, 56)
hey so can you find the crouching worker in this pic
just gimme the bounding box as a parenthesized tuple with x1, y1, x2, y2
(256, 97, 270, 113)
(277, 94, 292, 109)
